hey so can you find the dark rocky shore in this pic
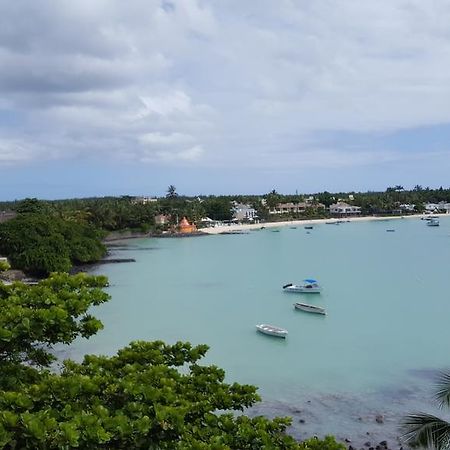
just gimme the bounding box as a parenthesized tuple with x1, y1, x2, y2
(247, 387, 422, 450)
(104, 230, 207, 242)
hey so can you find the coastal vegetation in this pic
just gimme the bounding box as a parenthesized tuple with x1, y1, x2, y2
(2, 186, 450, 231)
(0, 272, 344, 449)
(0, 214, 106, 276)
(1, 185, 450, 274)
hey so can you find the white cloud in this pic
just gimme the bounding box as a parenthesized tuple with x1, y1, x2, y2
(139, 132, 194, 145)
(0, 140, 33, 163)
(1, 0, 450, 174)
(138, 91, 192, 117)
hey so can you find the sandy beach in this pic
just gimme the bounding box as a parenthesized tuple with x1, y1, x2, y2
(200, 213, 447, 234)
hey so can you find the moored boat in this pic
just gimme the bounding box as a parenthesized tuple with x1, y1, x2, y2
(256, 324, 288, 338)
(283, 279, 322, 293)
(427, 218, 440, 227)
(293, 302, 326, 315)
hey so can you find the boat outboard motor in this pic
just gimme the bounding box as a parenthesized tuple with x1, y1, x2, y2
(282, 283, 293, 289)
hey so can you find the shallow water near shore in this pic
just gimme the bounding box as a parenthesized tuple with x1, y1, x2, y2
(68, 216, 450, 445)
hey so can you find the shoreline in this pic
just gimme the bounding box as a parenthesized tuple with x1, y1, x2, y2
(199, 213, 448, 235)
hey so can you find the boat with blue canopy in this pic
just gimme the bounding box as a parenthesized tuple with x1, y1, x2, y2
(282, 279, 322, 293)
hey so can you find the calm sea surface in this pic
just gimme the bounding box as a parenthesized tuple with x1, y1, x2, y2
(68, 216, 450, 444)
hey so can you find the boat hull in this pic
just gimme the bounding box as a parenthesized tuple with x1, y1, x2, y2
(294, 303, 326, 315)
(283, 285, 321, 293)
(256, 324, 288, 338)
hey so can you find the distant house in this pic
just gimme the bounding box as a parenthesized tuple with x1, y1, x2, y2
(232, 203, 258, 221)
(438, 202, 450, 213)
(132, 196, 158, 205)
(269, 202, 307, 215)
(427, 201, 450, 213)
(399, 204, 415, 212)
(154, 214, 170, 226)
(199, 217, 220, 228)
(329, 202, 361, 216)
(424, 203, 440, 213)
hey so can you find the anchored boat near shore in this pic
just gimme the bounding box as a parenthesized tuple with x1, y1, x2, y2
(427, 218, 440, 227)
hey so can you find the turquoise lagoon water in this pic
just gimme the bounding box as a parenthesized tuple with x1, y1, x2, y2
(69, 217, 450, 443)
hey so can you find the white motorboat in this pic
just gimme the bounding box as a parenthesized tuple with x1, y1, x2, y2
(256, 324, 288, 338)
(427, 218, 439, 227)
(294, 302, 326, 315)
(283, 279, 322, 293)
(422, 215, 438, 221)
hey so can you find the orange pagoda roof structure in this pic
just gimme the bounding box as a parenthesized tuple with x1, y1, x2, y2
(178, 217, 197, 233)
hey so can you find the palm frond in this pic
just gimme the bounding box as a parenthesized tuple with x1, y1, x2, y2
(435, 371, 450, 409)
(401, 413, 450, 449)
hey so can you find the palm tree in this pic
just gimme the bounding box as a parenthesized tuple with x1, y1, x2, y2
(402, 372, 450, 449)
(166, 185, 178, 199)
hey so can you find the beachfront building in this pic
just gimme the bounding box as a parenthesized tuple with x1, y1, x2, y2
(132, 196, 158, 205)
(155, 214, 170, 226)
(329, 202, 361, 216)
(424, 203, 440, 213)
(178, 217, 197, 233)
(232, 203, 258, 221)
(399, 204, 415, 212)
(438, 202, 450, 213)
(269, 202, 307, 215)
(199, 217, 222, 228)
(424, 202, 450, 213)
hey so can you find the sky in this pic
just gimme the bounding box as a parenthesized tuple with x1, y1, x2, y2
(1, 0, 450, 200)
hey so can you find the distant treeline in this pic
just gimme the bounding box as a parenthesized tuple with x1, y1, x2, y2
(0, 186, 449, 275)
(1, 185, 450, 224)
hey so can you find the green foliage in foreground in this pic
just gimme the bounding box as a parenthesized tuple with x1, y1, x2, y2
(0, 273, 109, 373)
(0, 341, 302, 449)
(402, 372, 450, 449)
(300, 436, 346, 450)
(0, 273, 344, 449)
(0, 214, 106, 275)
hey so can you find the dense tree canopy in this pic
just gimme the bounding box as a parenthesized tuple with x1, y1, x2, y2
(202, 198, 233, 221)
(0, 214, 106, 275)
(3, 185, 449, 238)
(0, 273, 109, 374)
(0, 340, 302, 449)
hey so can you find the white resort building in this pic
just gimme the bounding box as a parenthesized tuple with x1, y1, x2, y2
(232, 203, 258, 221)
(424, 202, 450, 213)
(329, 202, 361, 216)
(269, 202, 307, 214)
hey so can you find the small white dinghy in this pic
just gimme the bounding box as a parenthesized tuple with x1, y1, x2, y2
(256, 324, 288, 338)
(294, 302, 326, 316)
